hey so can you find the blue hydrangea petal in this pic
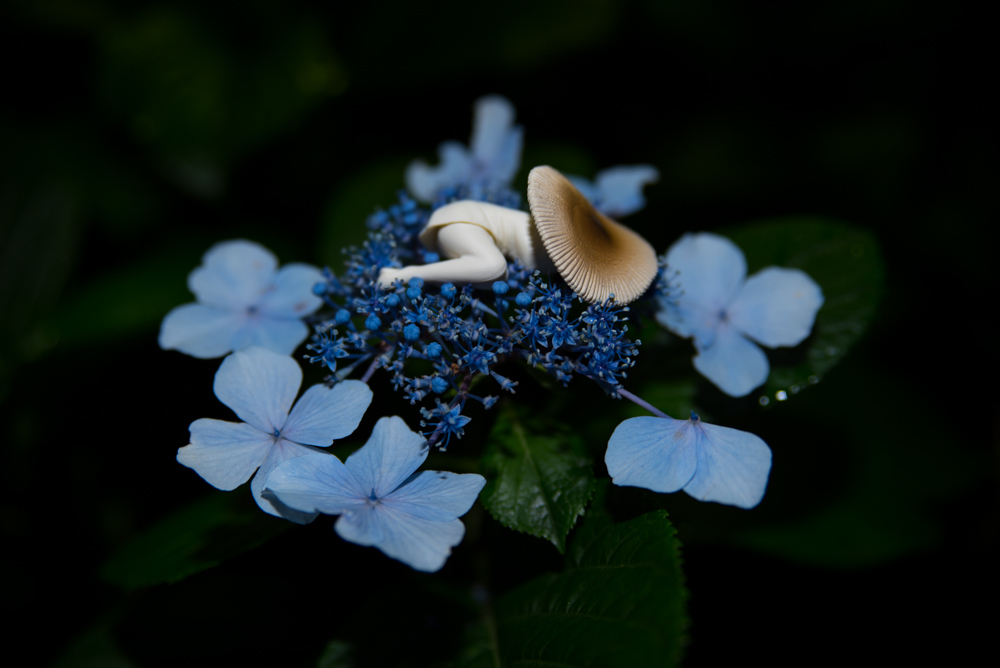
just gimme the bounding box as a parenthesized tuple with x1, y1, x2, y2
(692, 322, 769, 397)
(281, 380, 373, 446)
(158, 303, 247, 358)
(231, 317, 310, 355)
(350, 504, 467, 572)
(177, 418, 274, 490)
(728, 266, 825, 348)
(257, 263, 324, 319)
(188, 240, 277, 310)
(251, 439, 321, 522)
(605, 416, 698, 493)
(333, 505, 385, 547)
(266, 452, 368, 514)
(655, 300, 723, 350)
(470, 95, 518, 172)
(213, 347, 302, 433)
(383, 471, 486, 522)
(662, 233, 747, 343)
(592, 164, 660, 217)
(405, 141, 473, 202)
(566, 175, 601, 205)
(345, 416, 428, 499)
(682, 421, 772, 509)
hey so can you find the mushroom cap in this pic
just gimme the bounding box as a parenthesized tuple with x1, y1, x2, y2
(527, 165, 658, 304)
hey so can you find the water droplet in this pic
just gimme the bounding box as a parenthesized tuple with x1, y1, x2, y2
(759, 396, 770, 406)
(776, 390, 788, 401)
(790, 385, 800, 394)
(808, 375, 819, 384)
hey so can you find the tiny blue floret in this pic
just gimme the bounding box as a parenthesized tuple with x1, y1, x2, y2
(515, 292, 532, 307)
(365, 314, 382, 331)
(492, 281, 509, 295)
(425, 342, 443, 358)
(403, 324, 420, 341)
(335, 309, 352, 325)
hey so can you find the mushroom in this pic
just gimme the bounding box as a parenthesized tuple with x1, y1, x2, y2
(527, 165, 658, 304)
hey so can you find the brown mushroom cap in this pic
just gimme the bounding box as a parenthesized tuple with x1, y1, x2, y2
(527, 165, 658, 304)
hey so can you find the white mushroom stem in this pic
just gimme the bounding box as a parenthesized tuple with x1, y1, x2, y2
(378, 223, 508, 287)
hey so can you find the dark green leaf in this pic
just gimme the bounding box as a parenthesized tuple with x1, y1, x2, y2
(480, 404, 594, 552)
(102, 490, 289, 590)
(316, 640, 356, 668)
(495, 510, 687, 668)
(720, 217, 885, 400)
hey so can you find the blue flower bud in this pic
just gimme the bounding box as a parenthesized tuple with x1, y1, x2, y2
(515, 292, 532, 307)
(440, 283, 456, 299)
(408, 277, 424, 288)
(492, 281, 510, 295)
(425, 342, 443, 357)
(424, 252, 440, 263)
(406, 286, 422, 300)
(431, 376, 449, 394)
(312, 282, 327, 296)
(335, 309, 352, 325)
(385, 293, 401, 308)
(365, 314, 382, 331)
(403, 324, 420, 341)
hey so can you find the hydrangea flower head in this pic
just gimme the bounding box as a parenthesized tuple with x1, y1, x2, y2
(159, 239, 324, 358)
(405, 95, 523, 203)
(265, 416, 486, 572)
(606, 412, 772, 508)
(177, 347, 373, 521)
(657, 232, 824, 397)
(567, 164, 660, 217)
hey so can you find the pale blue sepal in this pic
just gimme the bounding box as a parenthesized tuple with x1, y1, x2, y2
(230, 317, 310, 356)
(282, 381, 373, 446)
(665, 232, 747, 322)
(692, 322, 769, 398)
(265, 452, 368, 516)
(470, 95, 522, 185)
(592, 165, 660, 217)
(251, 440, 321, 523)
(384, 471, 487, 522)
(188, 240, 277, 310)
(344, 416, 428, 498)
(682, 421, 772, 509)
(178, 418, 275, 490)
(213, 347, 302, 433)
(405, 141, 472, 202)
(348, 505, 467, 572)
(158, 303, 246, 358)
(605, 416, 697, 493)
(728, 266, 824, 348)
(258, 263, 324, 319)
(334, 505, 386, 547)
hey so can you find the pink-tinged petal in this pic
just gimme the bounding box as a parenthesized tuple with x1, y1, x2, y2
(231, 316, 310, 355)
(282, 380, 373, 446)
(188, 240, 277, 310)
(683, 421, 772, 509)
(158, 303, 246, 358)
(213, 347, 301, 433)
(177, 418, 274, 490)
(662, 233, 747, 345)
(258, 263, 324, 319)
(383, 471, 486, 522)
(345, 416, 428, 499)
(265, 451, 368, 515)
(692, 322, 770, 397)
(593, 165, 659, 217)
(606, 416, 698, 493)
(251, 439, 321, 523)
(728, 267, 824, 348)
(349, 504, 467, 572)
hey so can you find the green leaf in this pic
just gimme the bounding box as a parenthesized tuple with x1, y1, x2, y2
(102, 490, 289, 590)
(316, 640, 356, 668)
(495, 510, 687, 667)
(621, 378, 699, 422)
(720, 217, 885, 399)
(480, 404, 595, 552)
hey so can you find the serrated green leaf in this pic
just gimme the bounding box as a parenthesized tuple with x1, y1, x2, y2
(480, 405, 594, 552)
(102, 490, 288, 590)
(495, 510, 687, 668)
(720, 217, 884, 399)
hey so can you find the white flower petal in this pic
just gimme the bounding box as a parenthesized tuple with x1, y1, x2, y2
(231, 316, 310, 355)
(213, 347, 302, 433)
(383, 471, 486, 522)
(282, 380, 373, 446)
(251, 439, 321, 523)
(692, 322, 770, 397)
(593, 164, 659, 217)
(728, 266, 824, 348)
(345, 416, 428, 499)
(177, 418, 274, 490)
(606, 416, 698, 493)
(683, 421, 772, 509)
(257, 263, 324, 319)
(158, 303, 246, 358)
(188, 239, 277, 310)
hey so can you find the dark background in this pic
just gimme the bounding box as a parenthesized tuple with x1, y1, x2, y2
(1, 1, 995, 666)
